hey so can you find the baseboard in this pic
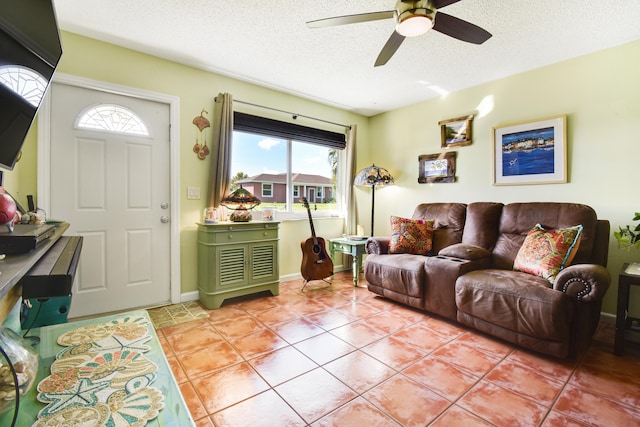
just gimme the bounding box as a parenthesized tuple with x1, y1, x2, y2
(279, 272, 304, 283)
(600, 312, 615, 324)
(181, 291, 199, 303)
(181, 265, 350, 303)
(279, 264, 349, 282)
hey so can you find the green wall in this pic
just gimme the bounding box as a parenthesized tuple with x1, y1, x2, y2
(366, 39, 640, 316)
(6, 31, 639, 317)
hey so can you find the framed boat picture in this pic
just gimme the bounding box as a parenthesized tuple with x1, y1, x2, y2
(492, 115, 567, 185)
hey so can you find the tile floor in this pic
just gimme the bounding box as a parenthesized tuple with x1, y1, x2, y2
(148, 301, 210, 329)
(156, 272, 640, 427)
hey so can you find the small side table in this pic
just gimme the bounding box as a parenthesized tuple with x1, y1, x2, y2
(614, 263, 640, 356)
(328, 237, 367, 287)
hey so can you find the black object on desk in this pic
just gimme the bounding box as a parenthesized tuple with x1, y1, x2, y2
(0, 224, 56, 254)
(614, 263, 640, 356)
(19, 236, 83, 299)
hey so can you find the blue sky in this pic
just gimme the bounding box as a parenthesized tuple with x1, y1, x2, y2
(231, 131, 333, 178)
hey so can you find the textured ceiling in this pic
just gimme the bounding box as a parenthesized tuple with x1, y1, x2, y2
(53, 0, 640, 116)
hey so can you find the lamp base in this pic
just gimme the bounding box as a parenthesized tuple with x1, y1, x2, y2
(229, 209, 252, 222)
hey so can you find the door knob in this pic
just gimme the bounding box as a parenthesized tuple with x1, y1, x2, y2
(160, 216, 170, 223)
(160, 202, 169, 209)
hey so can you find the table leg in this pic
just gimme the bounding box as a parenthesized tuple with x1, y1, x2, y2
(352, 254, 362, 287)
(615, 277, 630, 356)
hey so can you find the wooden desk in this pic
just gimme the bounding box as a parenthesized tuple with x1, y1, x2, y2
(0, 223, 70, 322)
(0, 310, 194, 426)
(328, 237, 367, 287)
(614, 263, 640, 356)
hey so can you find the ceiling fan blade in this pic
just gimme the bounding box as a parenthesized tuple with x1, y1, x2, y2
(375, 31, 406, 67)
(433, 12, 492, 44)
(307, 10, 394, 28)
(430, 0, 463, 8)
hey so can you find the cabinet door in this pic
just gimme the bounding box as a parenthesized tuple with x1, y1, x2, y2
(217, 244, 248, 288)
(249, 242, 278, 284)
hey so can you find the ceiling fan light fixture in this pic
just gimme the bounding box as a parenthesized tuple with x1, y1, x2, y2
(396, 9, 433, 37)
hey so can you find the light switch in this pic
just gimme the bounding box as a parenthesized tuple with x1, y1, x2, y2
(187, 186, 200, 200)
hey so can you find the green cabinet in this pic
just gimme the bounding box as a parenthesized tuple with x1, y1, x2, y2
(197, 221, 280, 309)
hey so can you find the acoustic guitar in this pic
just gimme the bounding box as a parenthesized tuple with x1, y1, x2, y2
(300, 197, 333, 282)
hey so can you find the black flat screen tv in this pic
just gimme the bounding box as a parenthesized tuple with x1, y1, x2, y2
(0, 0, 62, 170)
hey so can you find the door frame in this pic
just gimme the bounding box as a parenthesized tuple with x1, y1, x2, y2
(37, 72, 182, 305)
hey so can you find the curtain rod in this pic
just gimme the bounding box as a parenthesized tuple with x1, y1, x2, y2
(217, 97, 351, 130)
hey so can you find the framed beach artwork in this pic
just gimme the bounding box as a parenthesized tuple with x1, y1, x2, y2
(492, 115, 567, 185)
(439, 114, 473, 148)
(418, 152, 456, 183)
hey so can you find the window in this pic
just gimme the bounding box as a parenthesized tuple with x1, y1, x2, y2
(230, 112, 345, 218)
(262, 183, 273, 198)
(77, 104, 149, 136)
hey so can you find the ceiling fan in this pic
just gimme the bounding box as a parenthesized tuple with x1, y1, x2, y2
(307, 0, 492, 67)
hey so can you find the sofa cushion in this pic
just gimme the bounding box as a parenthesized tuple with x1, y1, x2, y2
(492, 203, 597, 270)
(514, 224, 583, 283)
(439, 243, 492, 261)
(364, 254, 426, 298)
(461, 202, 504, 250)
(412, 203, 466, 253)
(389, 216, 434, 255)
(455, 269, 573, 342)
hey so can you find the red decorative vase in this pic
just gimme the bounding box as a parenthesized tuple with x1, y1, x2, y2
(0, 188, 17, 231)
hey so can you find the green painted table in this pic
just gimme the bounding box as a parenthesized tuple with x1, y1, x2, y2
(0, 310, 194, 426)
(328, 237, 368, 287)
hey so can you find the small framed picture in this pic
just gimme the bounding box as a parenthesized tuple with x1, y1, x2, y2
(492, 115, 567, 185)
(439, 114, 473, 148)
(418, 152, 456, 183)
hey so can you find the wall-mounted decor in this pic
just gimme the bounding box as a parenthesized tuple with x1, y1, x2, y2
(492, 115, 567, 186)
(192, 109, 211, 159)
(439, 114, 473, 148)
(418, 152, 456, 183)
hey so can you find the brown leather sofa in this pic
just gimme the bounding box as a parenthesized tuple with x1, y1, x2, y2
(364, 202, 611, 359)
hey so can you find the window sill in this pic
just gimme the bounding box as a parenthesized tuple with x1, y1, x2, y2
(268, 212, 343, 222)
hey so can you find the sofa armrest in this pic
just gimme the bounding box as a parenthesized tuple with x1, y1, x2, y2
(553, 264, 611, 303)
(439, 243, 492, 262)
(366, 237, 391, 255)
(423, 254, 491, 319)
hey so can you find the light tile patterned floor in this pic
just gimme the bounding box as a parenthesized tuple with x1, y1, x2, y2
(154, 272, 640, 427)
(148, 301, 210, 329)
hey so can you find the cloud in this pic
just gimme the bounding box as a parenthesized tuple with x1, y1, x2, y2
(258, 138, 280, 150)
(304, 156, 322, 164)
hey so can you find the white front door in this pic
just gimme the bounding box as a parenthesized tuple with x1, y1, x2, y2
(48, 82, 172, 317)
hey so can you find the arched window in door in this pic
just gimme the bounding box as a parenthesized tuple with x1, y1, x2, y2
(0, 65, 48, 107)
(76, 104, 149, 136)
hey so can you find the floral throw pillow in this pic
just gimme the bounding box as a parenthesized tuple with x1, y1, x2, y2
(513, 224, 583, 283)
(388, 216, 434, 255)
